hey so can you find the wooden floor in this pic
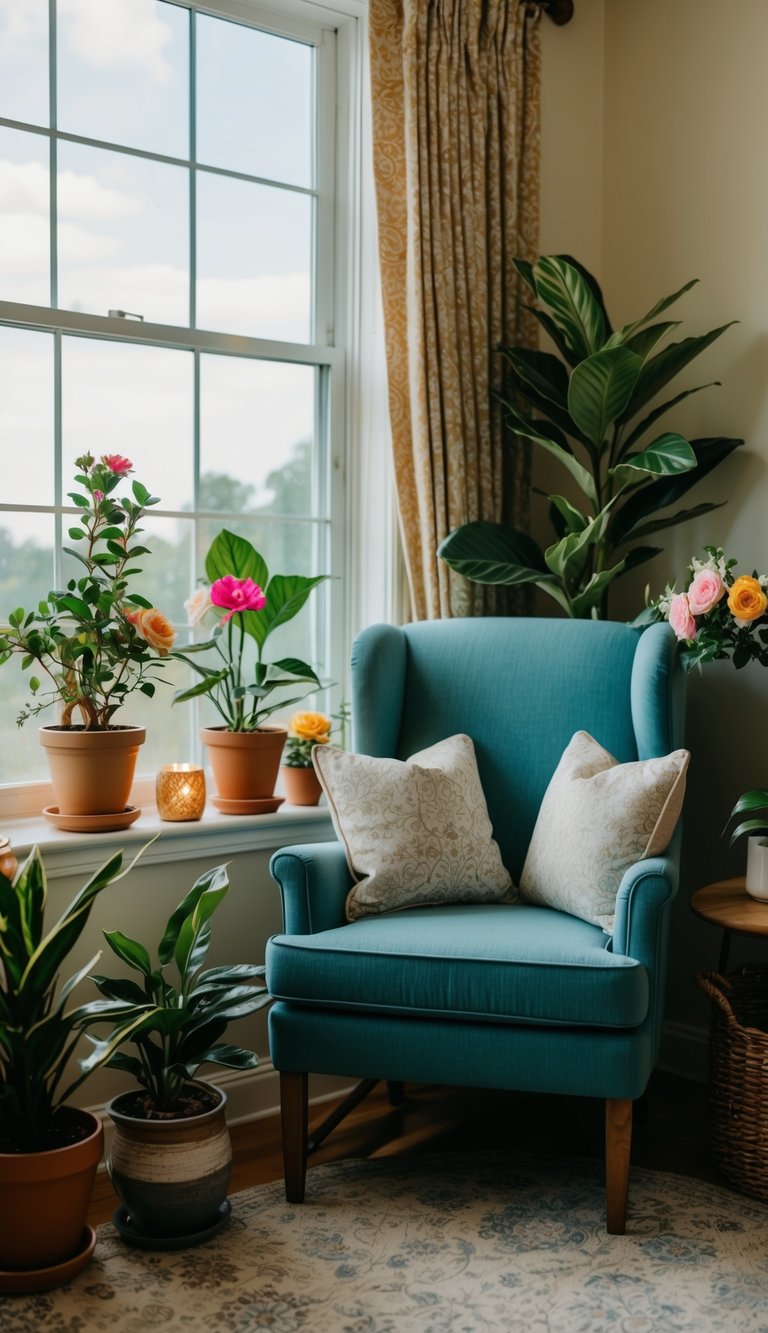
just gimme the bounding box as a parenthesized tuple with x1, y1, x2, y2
(87, 1069, 723, 1228)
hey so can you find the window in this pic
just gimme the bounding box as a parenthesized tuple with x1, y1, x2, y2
(0, 0, 371, 797)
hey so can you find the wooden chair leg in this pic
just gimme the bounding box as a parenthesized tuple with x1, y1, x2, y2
(605, 1097, 632, 1235)
(281, 1072, 308, 1203)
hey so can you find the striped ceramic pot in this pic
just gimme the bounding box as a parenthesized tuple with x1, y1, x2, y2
(106, 1086, 231, 1239)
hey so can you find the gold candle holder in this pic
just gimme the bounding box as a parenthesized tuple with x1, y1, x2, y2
(156, 764, 206, 822)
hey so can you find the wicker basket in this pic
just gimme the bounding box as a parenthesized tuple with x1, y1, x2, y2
(698, 966, 768, 1202)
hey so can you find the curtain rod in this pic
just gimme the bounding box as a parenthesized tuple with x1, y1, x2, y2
(528, 0, 574, 25)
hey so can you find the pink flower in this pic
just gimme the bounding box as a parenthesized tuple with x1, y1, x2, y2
(101, 454, 133, 475)
(668, 592, 697, 641)
(210, 575, 266, 623)
(687, 569, 725, 616)
(92, 489, 104, 504)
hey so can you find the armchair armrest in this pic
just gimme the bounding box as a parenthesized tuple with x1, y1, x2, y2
(269, 841, 352, 935)
(611, 852, 679, 967)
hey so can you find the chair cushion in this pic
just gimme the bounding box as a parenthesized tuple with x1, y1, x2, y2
(266, 904, 649, 1029)
(520, 731, 689, 932)
(313, 734, 515, 921)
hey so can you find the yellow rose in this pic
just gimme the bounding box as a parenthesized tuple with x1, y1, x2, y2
(290, 711, 332, 743)
(132, 608, 176, 655)
(727, 576, 768, 624)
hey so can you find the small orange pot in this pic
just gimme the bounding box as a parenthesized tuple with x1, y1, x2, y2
(39, 725, 145, 817)
(281, 765, 323, 806)
(201, 726, 287, 801)
(0, 1109, 103, 1271)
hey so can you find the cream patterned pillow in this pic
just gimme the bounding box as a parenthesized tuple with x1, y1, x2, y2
(313, 733, 515, 921)
(519, 731, 690, 932)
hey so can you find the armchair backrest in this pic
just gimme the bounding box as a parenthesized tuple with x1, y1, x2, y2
(351, 618, 683, 883)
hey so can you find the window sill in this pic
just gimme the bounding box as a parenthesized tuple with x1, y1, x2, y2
(5, 803, 336, 880)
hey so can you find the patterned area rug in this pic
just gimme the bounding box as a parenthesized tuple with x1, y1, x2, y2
(3, 1152, 768, 1332)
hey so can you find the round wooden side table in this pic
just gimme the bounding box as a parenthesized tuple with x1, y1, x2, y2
(690, 877, 768, 973)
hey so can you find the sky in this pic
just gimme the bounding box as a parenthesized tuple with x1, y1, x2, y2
(0, 0, 322, 540)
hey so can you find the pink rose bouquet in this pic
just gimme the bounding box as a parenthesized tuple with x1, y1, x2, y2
(173, 529, 330, 732)
(639, 547, 768, 671)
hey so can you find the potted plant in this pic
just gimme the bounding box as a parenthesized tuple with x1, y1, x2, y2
(0, 842, 150, 1289)
(281, 711, 332, 805)
(0, 453, 174, 829)
(439, 255, 743, 619)
(173, 529, 330, 811)
(83, 861, 270, 1245)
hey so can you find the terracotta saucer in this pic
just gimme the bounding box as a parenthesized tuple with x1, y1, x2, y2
(0, 1226, 96, 1294)
(43, 805, 141, 833)
(210, 796, 284, 816)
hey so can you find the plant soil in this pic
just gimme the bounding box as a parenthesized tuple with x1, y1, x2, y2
(115, 1087, 221, 1121)
(0, 1106, 94, 1155)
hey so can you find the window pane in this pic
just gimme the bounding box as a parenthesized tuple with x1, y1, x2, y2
(126, 647, 195, 779)
(196, 15, 312, 189)
(0, 0, 49, 128)
(196, 173, 311, 342)
(138, 515, 194, 627)
(0, 655, 49, 782)
(61, 337, 194, 511)
(200, 356, 317, 517)
(0, 510, 54, 613)
(0, 126, 50, 306)
(0, 326, 54, 504)
(57, 141, 188, 326)
(57, 0, 188, 159)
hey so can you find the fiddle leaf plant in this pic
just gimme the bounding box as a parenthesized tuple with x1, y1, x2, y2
(439, 255, 743, 618)
(82, 862, 271, 1112)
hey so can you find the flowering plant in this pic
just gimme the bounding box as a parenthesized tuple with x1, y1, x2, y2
(173, 529, 330, 732)
(639, 546, 768, 672)
(283, 712, 333, 767)
(0, 454, 174, 730)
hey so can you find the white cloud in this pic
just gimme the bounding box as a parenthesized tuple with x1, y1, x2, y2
(59, 0, 174, 85)
(0, 0, 47, 40)
(0, 158, 141, 223)
(0, 159, 48, 215)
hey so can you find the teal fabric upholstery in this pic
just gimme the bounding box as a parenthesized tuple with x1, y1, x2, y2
(266, 618, 685, 1224)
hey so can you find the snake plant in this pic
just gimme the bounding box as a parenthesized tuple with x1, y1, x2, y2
(439, 255, 743, 618)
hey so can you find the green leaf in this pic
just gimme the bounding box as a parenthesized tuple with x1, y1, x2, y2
(158, 864, 229, 965)
(501, 402, 597, 503)
(524, 304, 582, 369)
(544, 519, 598, 586)
(67, 527, 85, 541)
(132, 480, 150, 505)
(622, 321, 681, 361)
(205, 529, 268, 589)
(729, 817, 768, 843)
(267, 657, 321, 685)
(533, 255, 607, 360)
(243, 574, 330, 648)
(173, 670, 228, 705)
(611, 433, 696, 488)
(189, 1044, 261, 1071)
(619, 323, 737, 422)
(568, 347, 642, 448)
(569, 561, 626, 617)
(614, 500, 724, 546)
(497, 347, 579, 441)
(607, 436, 744, 546)
(103, 930, 153, 976)
(438, 522, 549, 586)
(622, 382, 720, 451)
(604, 279, 698, 347)
(512, 257, 537, 295)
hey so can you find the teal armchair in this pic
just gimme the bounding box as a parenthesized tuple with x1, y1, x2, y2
(266, 618, 685, 1233)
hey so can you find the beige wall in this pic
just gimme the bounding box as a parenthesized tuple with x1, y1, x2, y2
(541, 0, 768, 1063)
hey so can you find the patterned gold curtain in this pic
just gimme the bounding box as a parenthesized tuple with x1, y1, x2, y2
(370, 0, 541, 620)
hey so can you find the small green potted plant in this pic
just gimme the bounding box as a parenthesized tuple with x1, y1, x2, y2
(281, 710, 333, 805)
(0, 453, 174, 827)
(725, 791, 768, 902)
(173, 529, 330, 810)
(0, 843, 150, 1287)
(83, 861, 271, 1244)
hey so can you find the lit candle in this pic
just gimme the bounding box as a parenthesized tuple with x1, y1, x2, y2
(156, 764, 206, 821)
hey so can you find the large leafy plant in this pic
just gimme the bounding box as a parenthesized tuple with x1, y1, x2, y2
(82, 863, 270, 1112)
(173, 529, 329, 732)
(0, 454, 173, 729)
(439, 256, 743, 618)
(0, 845, 149, 1152)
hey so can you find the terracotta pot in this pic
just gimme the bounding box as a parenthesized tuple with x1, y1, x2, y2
(281, 765, 323, 806)
(201, 726, 286, 801)
(107, 1086, 231, 1239)
(39, 725, 146, 817)
(0, 1108, 103, 1271)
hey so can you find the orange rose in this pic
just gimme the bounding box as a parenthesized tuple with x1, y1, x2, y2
(131, 608, 176, 655)
(290, 711, 332, 743)
(727, 576, 768, 624)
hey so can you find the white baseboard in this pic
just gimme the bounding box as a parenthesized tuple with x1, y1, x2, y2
(658, 1019, 709, 1084)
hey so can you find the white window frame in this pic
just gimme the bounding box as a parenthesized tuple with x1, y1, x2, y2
(0, 0, 398, 824)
